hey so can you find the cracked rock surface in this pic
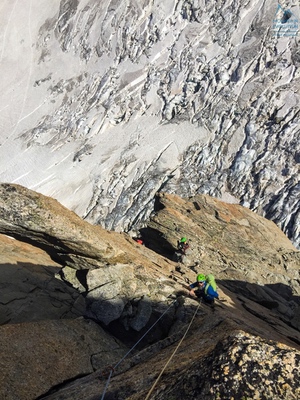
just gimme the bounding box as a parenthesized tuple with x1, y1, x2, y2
(0, 183, 300, 399)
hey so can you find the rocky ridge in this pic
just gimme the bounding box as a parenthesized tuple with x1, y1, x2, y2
(0, 183, 299, 399)
(0, 0, 299, 247)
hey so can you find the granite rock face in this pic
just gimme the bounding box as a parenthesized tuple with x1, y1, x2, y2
(0, 184, 300, 399)
(0, 234, 85, 324)
(145, 192, 300, 330)
(0, 318, 128, 400)
(0, 0, 299, 248)
(0, 183, 178, 331)
(150, 331, 300, 400)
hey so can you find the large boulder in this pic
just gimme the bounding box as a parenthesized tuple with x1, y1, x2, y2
(0, 183, 148, 268)
(0, 233, 85, 324)
(0, 183, 175, 272)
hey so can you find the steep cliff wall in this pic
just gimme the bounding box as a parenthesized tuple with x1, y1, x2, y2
(0, 184, 299, 399)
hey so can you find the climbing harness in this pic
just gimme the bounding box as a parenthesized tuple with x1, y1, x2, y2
(145, 299, 202, 400)
(100, 299, 178, 400)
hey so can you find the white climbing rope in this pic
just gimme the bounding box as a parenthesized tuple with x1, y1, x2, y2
(100, 369, 114, 400)
(145, 299, 202, 400)
(100, 299, 178, 400)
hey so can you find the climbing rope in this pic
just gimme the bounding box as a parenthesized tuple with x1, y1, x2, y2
(145, 299, 202, 400)
(100, 368, 114, 400)
(100, 299, 178, 400)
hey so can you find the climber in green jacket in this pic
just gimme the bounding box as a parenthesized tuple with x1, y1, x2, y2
(189, 273, 219, 304)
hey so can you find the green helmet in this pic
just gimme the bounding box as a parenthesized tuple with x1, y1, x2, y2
(180, 237, 187, 243)
(197, 274, 206, 282)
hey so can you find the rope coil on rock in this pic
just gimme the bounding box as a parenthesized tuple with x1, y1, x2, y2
(101, 299, 178, 400)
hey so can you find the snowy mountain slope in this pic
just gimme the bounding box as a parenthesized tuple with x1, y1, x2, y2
(0, 0, 299, 246)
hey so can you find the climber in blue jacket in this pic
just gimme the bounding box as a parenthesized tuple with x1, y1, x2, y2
(189, 273, 219, 304)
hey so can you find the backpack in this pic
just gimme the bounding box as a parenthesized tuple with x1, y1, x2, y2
(178, 241, 189, 254)
(204, 274, 217, 294)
